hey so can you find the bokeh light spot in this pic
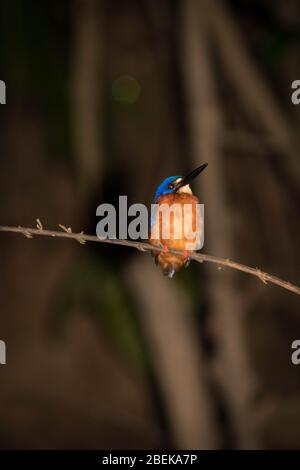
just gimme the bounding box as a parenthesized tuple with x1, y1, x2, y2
(112, 75, 141, 104)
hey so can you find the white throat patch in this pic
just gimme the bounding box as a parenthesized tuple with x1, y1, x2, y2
(174, 178, 193, 195)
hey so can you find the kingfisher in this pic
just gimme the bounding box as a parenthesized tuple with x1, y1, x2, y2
(149, 163, 207, 278)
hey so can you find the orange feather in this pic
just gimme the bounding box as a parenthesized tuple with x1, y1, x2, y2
(149, 192, 200, 277)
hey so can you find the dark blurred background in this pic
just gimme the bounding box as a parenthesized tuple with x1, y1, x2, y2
(0, 0, 300, 450)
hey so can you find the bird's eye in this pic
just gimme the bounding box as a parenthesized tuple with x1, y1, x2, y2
(168, 183, 174, 190)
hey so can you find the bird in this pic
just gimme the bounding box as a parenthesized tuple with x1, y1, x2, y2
(149, 163, 207, 278)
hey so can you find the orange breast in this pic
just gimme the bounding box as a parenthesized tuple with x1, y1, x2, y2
(149, 193, 201, 275)
(150, 192, 200, 250)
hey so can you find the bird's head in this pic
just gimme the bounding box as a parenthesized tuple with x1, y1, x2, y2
(154, 163, 208, 203)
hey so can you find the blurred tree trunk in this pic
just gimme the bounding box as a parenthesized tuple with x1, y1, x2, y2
(206, 0, 300, 186)
(126, 257, 219, 449)
(70, 0, 103, 197)
(182, 0, 259, 448)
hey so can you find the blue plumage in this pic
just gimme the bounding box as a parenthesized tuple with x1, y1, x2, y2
(153, 175, 181, 203)
(151, 175, 182, 228)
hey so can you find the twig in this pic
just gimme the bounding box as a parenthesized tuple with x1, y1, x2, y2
(0, 224, 299, 296)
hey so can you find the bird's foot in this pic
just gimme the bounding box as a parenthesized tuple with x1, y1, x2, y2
(183, 249, 190, 268)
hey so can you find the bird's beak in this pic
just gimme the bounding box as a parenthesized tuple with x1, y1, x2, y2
(174, 163, 208, 191)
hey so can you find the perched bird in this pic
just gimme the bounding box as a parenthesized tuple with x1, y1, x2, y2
(150, 163, 207, 277)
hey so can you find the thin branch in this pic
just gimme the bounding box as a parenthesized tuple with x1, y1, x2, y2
(0, 223, 299, 297)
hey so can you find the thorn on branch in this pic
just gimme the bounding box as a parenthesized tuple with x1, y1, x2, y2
(256, 268, 268, 284)
(36, 218, 43, 231)
(137, 245, 147, 252)
(18, 226, 33, 239)
(77, 231, 86, 245)
(59, 224, 72, 234)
